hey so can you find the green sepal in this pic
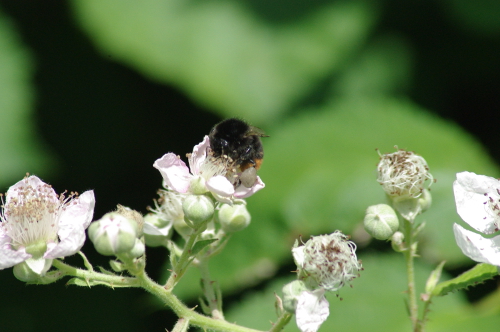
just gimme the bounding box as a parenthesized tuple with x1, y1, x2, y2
(67, 277, 95, 287)
(167, 240, 180, 268)
(66, 277, 133, 288)
(26, 270, 66, 285)
(191, 239, 218, 256)
(109, 260, 126, 272)
(98, 260, 116, 276)
(198, 296, 211, 316)
(77, 251, 94, 271)
(432, 263, 499, 297)
(425, 261, 446, 294)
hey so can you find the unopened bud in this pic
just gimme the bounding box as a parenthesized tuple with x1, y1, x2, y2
(88, 212, 138, 256)
(364, 204, 399, 240)
(282, 280, 308, 313)
(182, 194, 215, 226)
(218, 203, 251, 232)
(391, 231, 405, 252)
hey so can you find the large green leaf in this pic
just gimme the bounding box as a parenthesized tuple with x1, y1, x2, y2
(0, 9, 54, 188)
(70, 0, 376, 122)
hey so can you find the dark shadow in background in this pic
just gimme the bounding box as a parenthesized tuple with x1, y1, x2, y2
(0, 0, 499, 331)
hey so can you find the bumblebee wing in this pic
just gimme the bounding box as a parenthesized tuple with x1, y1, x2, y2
(247, 125, 269, 137)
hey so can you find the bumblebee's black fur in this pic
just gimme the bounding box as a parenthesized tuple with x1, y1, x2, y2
(208, 118, 266, 171)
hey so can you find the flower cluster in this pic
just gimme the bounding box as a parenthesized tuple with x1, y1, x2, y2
(453, 172, 500, 266)
(0, 176, 95, 279)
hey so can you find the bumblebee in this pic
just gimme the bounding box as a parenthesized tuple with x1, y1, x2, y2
(208, 118, 267, 187)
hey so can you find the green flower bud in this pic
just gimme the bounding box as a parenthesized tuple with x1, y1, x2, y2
(190, 176, 208, 195)
(218, 203, 251, 233)
(13, 260, 50, 282)
(182, 194, 214, 226)
(364, 204, 399, 240)
(391, 231, 405, 252)
(88, 212, 138, 256)
(128, 239, 145, 258)
(115, 205, 144, 236)
(418, 188, 432, 213)
(173, 217, 193, 239)
(282, 280, 308, 313)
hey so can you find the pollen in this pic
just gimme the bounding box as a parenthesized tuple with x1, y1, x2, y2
(0, 180, 75, 249)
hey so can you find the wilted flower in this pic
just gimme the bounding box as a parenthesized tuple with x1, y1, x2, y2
(292, 231, 362, 292)
(377, 149, 433, 200)
(289, 231, 361, 332)
(453, 172, 500, 266)
(0, 176, 95, 275)
(153, 136, 264, 203)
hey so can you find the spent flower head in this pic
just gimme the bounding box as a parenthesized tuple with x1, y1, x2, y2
(292, 231, 362, 292)
(453, 171, 500, 266)
(0, 175, 95, 275)
(153, 136, 264, 204)
(377, 148, 433, 200)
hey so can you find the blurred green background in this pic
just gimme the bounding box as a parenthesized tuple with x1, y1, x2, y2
(1, 0, 499, 331)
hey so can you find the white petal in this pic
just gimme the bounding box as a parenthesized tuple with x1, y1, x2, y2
(6, 175, 57, 204)
(0, 234, 30, 269)
(234, 176, 265, 199)
(292, 246, 305, 268)
(154, 153, 192, 193)
(143, 222, 172, 236)
(206, 175, 234, 197)
(44, 191, 95, 259)
(454, 172, 500, 234)
(25, 257, 53, 275)
(453, 223, 500, 266)
(188, 136, 210, 175)
(296, 289, 330, 332)
(44, 225, 86, 259)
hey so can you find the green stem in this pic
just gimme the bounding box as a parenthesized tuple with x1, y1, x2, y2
(403, 218, 419, 332)
(137, 272, 265, 332)
(269, 312, 292, 332)
(52, 259, 140, 287)
(165, 222, 207, 290)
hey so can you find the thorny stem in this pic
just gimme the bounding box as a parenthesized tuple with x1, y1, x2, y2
(53, 259, 270, 332)
(52, 259, 140, 287)
(137, 271, 266, 332)
(403, 218, 419, 332)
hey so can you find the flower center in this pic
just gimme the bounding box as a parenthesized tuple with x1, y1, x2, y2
(202, 151, 237, 182)
(1, 183, 63, 251)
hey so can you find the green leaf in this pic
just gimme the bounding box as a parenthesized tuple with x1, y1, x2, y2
(191, 239, 218, 257)
(71, 0, 377, 122)
(432, 263, 499, 297)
